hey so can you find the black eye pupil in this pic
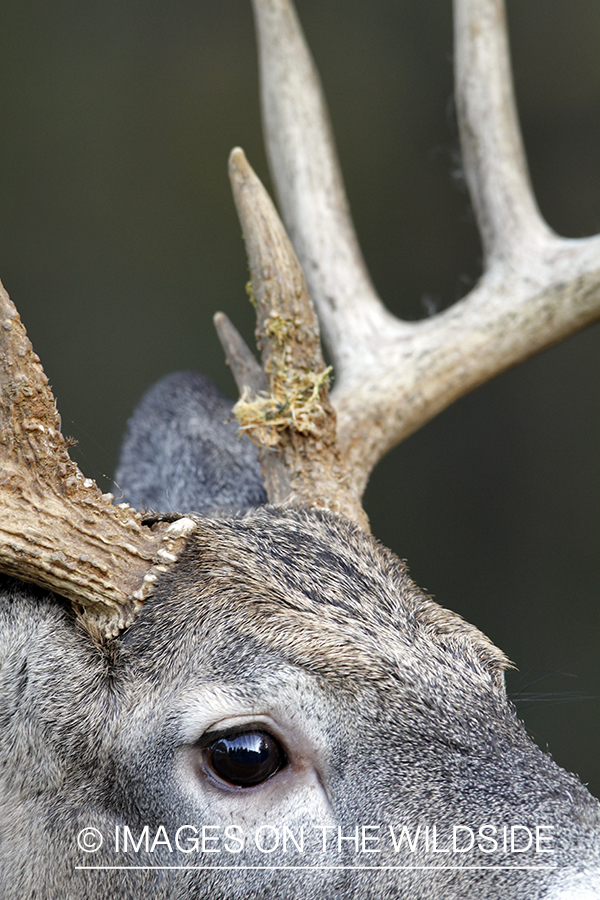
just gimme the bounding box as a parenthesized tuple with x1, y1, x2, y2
(206, 731, 285, 787)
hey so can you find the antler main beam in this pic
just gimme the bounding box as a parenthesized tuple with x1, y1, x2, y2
(251, 0, 600, 501)
(0, 284, 197, 636)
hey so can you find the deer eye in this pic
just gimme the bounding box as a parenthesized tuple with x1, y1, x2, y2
(203, 729, 286, 787)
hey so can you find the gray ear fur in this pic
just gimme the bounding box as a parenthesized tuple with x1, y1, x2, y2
(114, 372, 266, 515)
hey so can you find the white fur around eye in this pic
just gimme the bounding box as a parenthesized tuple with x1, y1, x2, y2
(177, 684, 266, 744)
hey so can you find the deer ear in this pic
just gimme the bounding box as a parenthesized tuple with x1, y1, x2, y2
(115, 371, 266, 515)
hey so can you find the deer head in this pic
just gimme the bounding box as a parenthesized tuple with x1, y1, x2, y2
(1, 1, 599, 898)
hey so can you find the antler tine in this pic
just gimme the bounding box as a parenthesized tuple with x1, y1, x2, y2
(454, 0, 553, 264)
(226, 147, 368, 530)
(252, 0, 600, 503)
(250, 0, 401, 375)
(0, 282, 197, 636)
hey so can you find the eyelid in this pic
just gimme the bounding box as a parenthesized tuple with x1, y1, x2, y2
(193, 714, 287, 747)
(198, 723, 279, 747)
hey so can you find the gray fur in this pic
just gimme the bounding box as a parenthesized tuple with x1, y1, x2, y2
(114, 371, 266, 514)
(1, 373, 599, 899)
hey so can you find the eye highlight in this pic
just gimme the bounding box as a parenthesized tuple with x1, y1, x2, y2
(203, 729, 286, 788)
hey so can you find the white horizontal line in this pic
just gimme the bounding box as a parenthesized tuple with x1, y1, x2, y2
(76, 865, 558, 872)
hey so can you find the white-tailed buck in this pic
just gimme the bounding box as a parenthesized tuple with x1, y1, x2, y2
(1, 1, 599, 898)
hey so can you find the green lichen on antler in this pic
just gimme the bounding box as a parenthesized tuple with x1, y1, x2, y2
(245, 280, 258, 309)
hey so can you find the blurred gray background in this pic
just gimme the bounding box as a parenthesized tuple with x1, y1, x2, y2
(0, 0, 598, 795)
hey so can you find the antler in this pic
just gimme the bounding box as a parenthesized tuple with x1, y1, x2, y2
(0, 283, 197, 636)
(240, 0, 600, 507)
(216, 149, 368, 529)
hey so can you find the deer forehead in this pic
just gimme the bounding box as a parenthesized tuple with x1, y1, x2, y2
(122, 508, 509, 700)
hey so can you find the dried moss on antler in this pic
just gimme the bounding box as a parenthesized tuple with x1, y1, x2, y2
(234, 309, 333, 447)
